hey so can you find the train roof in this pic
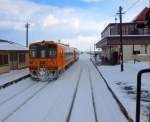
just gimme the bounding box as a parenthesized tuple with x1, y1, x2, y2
(30, 40, 70, 47)
(30, 40, 56, 45)
(30, 40, 79, 50)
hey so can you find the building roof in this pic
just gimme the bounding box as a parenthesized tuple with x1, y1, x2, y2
(101, 7, 149, 35)
(132, 7, 149, 22)
(0, 39, 28, 51)
(96, 35, 150, 48)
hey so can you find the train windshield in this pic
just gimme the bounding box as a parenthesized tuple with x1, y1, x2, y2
(49, 48, 56, 57)
(30, 45, 56, 58)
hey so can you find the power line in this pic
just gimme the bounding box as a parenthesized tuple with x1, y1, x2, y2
(124, 0, 141, 13)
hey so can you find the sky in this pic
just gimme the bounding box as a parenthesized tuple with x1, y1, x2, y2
(0, 0, 148, 51)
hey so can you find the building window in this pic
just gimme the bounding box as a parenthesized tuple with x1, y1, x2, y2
(10, 53, 17, 61)
(0, 54, 8, 66)
(19, 54, 25, 63)
(4, 55, 8, 64)
(0, 55, 3, 65)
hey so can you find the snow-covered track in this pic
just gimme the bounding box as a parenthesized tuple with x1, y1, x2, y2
(90, 58, 134, 122)
(66, 69, 83, 122)
(0, 81, 49, 122)
(0, 74, 30, 90)
(0, 81, 37, 106)
(88, 67, 98, 122)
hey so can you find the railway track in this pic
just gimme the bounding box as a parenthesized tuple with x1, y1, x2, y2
(88, 67, 98, 122)
(0, 79, 37, 106)
(66, 69, 83, 122)
(90, 58, 134, 122)
(66, 64, 98, 122)
(0, 74, 30, 90)
(0, 81, 49, 122)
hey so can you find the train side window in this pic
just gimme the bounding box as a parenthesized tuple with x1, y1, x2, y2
(49, 48, 56, 57)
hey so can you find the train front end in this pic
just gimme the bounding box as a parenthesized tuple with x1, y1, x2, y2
(29, 41, 58, 81)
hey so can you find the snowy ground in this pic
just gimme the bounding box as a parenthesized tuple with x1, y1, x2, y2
(97, 59, 150, 122)
(0, 54, 128, 122)
(0, 68, 29, 85)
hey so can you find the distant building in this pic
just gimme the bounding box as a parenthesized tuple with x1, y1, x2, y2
(96, 7, 150, 64)
(0, 39, 28, 74)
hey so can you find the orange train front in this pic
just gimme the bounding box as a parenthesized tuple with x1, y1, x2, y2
(29, 40, 79, 81)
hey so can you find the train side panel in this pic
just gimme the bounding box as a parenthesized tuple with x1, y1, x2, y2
(56, 44, 65, 72)
(64, 46, 74, 68)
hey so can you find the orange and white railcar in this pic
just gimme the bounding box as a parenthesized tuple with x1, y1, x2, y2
(29, 40, 79, 81)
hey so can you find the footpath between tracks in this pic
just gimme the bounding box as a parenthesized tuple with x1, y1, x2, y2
(90, 58, 134, 122)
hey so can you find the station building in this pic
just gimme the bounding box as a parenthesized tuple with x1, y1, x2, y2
(96, 7, 150, 64)
(0, 39, 29, 74)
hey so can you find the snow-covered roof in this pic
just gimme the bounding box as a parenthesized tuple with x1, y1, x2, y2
(0, 39, 28, 51)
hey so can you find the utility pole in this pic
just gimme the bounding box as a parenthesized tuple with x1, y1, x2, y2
(25, 23, 30, 47)
(117, 6, 124, 72)
(90, 45, 91, 59)
(94, 41, 96, 54)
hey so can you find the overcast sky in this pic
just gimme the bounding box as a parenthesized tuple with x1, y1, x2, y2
(0, 0, 148, 51)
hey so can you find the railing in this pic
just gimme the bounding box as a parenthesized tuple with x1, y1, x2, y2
(136, 69, 150, 122)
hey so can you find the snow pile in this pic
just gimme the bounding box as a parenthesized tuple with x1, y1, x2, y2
(98, 61, 150, 122)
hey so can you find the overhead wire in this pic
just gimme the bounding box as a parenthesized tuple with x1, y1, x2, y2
(124, 0, 142, 13)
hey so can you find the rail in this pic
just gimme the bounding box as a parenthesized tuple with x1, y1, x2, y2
(88, 67, 98, 122)
(90, 58, 134, 122)
(1, 82, 49, 122)
(0, 74, 30, 90)
(66, 69, 82, 122)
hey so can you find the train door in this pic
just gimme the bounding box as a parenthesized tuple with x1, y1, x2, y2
(60, 48, 64, 69)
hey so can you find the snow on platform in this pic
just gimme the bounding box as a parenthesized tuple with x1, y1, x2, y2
(98, 60, 150, 122)
(0, 68, 29, 85)
(0, 54, 129, 122)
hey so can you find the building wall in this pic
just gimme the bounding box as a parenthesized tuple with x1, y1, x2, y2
(123, 45, 133, 61)
(17, 52, 29, 69)
(101, 46, 119, 61)
(0, 51, 29, 74)
(0, 65, 10, 74)
(101, 45, 150, 63)
(123, 45, 150, 61)
(0, 52, 10, 74)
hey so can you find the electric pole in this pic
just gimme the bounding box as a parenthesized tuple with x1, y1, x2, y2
(117, 6, 124, 72)
(25, 23, 30, 48)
